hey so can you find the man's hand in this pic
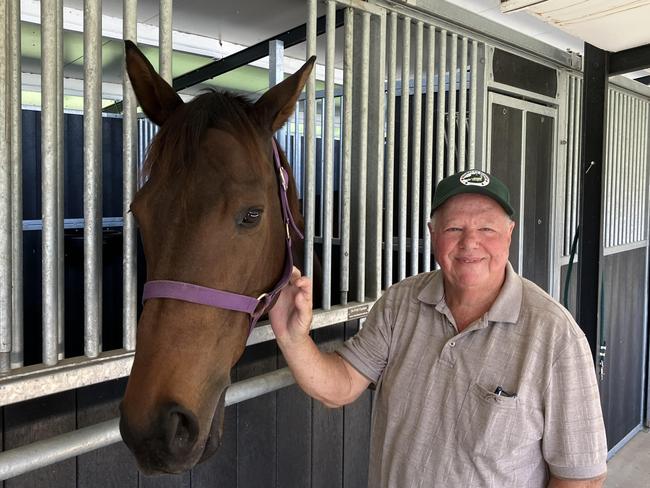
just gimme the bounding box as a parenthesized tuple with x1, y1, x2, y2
(269, 267, 313, 344)
(548, 473, 606, 488)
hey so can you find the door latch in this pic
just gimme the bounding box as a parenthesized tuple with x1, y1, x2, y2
(598, 343, 607, 381)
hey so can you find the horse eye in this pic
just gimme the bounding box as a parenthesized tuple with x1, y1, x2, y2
(240, 208, 263, 226)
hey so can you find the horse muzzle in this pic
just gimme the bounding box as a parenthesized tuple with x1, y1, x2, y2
(119, 389, 227, 475)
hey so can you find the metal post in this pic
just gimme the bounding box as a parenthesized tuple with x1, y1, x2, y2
(84, 0, 103, 358)
(269, 39, 285, 149)
(447, 33, 457, 173)
(566, 78, 576, 252)
(322, 1, 336, 309)
(410, 21, 423, 277)
(468, 40, 478, 169)
(56, 0, 64, 361)
(458, 37, 468, 171)
(41, 0, 61, 366)
(436, 30, 446, 182)
(159, 0, 173, 84)
(304, 0, 317, 279)
(398, 16, 410, 281)
(383, 11, 397, 289)
(577, 43, 609, 360)
(0, 0, 11, 373)
(422, 25, 435, 272)
(123, 0, 138, 352)
(340, 7, 353, 304)
(9, 0, 23, 368)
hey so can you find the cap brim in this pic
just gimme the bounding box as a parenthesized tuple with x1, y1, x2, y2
(432, 186, 515, 217)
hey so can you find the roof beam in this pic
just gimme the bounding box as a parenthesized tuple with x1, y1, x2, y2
(609, 43, 650, 76)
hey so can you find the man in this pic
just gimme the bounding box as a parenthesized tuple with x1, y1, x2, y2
(270, 170, 607, 487)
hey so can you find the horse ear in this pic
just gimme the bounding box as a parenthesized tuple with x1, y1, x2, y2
(255, 56, 316, 132)
(124, 40, 183, 126)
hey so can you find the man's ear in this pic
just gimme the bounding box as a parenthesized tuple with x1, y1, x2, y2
(124, 40, 183, 126)
(254, 56, 316, 132)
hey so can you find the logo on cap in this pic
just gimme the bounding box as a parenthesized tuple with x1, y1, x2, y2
(459, 170, 490, 187)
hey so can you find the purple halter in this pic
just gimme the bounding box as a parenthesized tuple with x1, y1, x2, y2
(141, 139, 303, 334)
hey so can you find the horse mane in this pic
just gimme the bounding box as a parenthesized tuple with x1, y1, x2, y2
(142, 90, 262, 194)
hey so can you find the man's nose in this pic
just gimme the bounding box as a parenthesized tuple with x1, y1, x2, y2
(459, 230, 479, 248)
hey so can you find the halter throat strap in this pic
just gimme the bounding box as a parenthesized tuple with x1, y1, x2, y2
(142, 139, 303, 334)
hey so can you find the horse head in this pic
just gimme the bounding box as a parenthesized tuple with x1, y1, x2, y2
(119, 40, 314, 474)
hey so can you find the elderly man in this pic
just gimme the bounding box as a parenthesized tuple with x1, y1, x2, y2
(270, 170, 607, 487)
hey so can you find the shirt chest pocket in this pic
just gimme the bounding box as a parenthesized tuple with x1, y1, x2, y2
(456, 383, 519, 459)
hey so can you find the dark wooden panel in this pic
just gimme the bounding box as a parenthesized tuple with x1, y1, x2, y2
(600, 248, 646, 448)
(21, 109, 41, 221)
(235, 341, 277, 488)
(76, 379, 138, 488)
(4, 392, 76, 488)
(489, 103, 523, 272)
(140, 472, 190, 488)
(312, 323, 345, 488)
(342, 321, 371, 488)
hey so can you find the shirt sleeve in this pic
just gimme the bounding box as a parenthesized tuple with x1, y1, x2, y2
(542, 333, 608, 479)
(336, 292, 393, 384)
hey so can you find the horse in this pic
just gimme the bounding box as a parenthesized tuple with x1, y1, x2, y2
(118, 40, 315, 474)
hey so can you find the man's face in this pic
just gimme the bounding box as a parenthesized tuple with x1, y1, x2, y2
(429, 193, 515, 292)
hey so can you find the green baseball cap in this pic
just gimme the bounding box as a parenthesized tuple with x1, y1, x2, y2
(431, 170, 515, 216)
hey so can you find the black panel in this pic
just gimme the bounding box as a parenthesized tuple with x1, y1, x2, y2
(492, 48, 558, 98)
(488, 103, 522, 271)
(600, 249, 646, 449)
(522, 112, 552, 291)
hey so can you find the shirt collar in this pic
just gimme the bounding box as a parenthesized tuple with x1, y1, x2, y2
(417, 261, 522, 325)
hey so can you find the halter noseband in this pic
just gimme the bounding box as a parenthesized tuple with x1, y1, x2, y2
(141, 139, 303, 334)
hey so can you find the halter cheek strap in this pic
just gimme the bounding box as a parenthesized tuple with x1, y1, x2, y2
(142, 139, 303, 334)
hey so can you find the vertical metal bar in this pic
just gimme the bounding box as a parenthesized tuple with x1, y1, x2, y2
(631, 97, 638, 243)
(410, 21, 423, 277)
(565, 77, 575, 253)
(642, 103, 649, 240)
(422, 25, 435, 273)
(398, 16, 410, 282)
(383, 11, 397, 290)
(356, 11, 370, 302)
(304, 0, 317, 278)
(41, 0, 60, 366)
(468, 40, 478, 170)
(269, 39, 285, 148)
(340, 7, 353, 304)
(123, 0, 138, 351)
(611, 92, 619, 246)
(622, 95, 630, 245)
(10, 0, 23, 368)
(635, 99, 643, 242)
(457, 37, 468, 171)
(436, 30, 447, 182)
(84, 0, 103, 358)
(447, 33, 457, 173)
(159, 0, 173, 84)
(572, 78, 581, 247)
(366, 11, 386, 300)
(603, 88, 612, 249)
(321, 0, 336, 309)
(0, 0, 11, 372)
(55, 0, 65, 361)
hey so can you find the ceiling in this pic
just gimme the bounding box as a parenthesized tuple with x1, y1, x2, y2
(17, 0, 650, 110)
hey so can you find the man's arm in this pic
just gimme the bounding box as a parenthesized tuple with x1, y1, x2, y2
(548, 473, 606, 488)
(269, 268, 371, 407)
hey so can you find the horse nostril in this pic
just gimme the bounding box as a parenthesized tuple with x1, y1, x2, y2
(164, 404, 199, 456)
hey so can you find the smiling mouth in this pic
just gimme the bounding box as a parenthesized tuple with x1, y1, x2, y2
(456, 257, 484, 264)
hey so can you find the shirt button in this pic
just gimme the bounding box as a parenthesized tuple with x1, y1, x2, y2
(449, 341, 456, 348)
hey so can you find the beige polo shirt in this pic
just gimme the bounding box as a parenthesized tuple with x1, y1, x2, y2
(338, 263, 607, 488)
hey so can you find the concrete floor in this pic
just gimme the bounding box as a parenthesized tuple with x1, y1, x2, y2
(605, 428, 650, 487)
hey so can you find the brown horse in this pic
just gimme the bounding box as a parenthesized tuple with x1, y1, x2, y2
(119, 40, 315, 474)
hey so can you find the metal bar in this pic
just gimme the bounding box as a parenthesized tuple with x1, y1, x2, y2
(9, 0, 23, 368)
(356, 11, 370, 302)
(422, 25, 435, 272)
(577, 43, 609, 360)
(398, 16, 410, 282)
(322, 0, 336, 309)
(631, 98, 638, 243)
(410, 21, 423, 277)
(572, 78, 581, 248)
(122, 0, 138, 352)
(458, 36, 468, 171)
(436, 30, 447, 182)
(41, 0, 60, 367)
(447, 33, 457, 172)
(603, 87, 612, 249)
(56, 0, 65, 362)
(622, 95, 630, 245)
(0, 0, 11, 372)
(614, 91, 622, 246)
(0, 368, 297, 481)
(383, 11, 397, 289)
(340, 7, 353, 304)
(159, 0, 173, 84)
(84, 0, 103, 359)
(468, 40, 478, 170)
(304, 0, 317, 279)
(642, 103, 649, 240)
(565, 77, 575, 253)
(269, 39, 285, 147)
